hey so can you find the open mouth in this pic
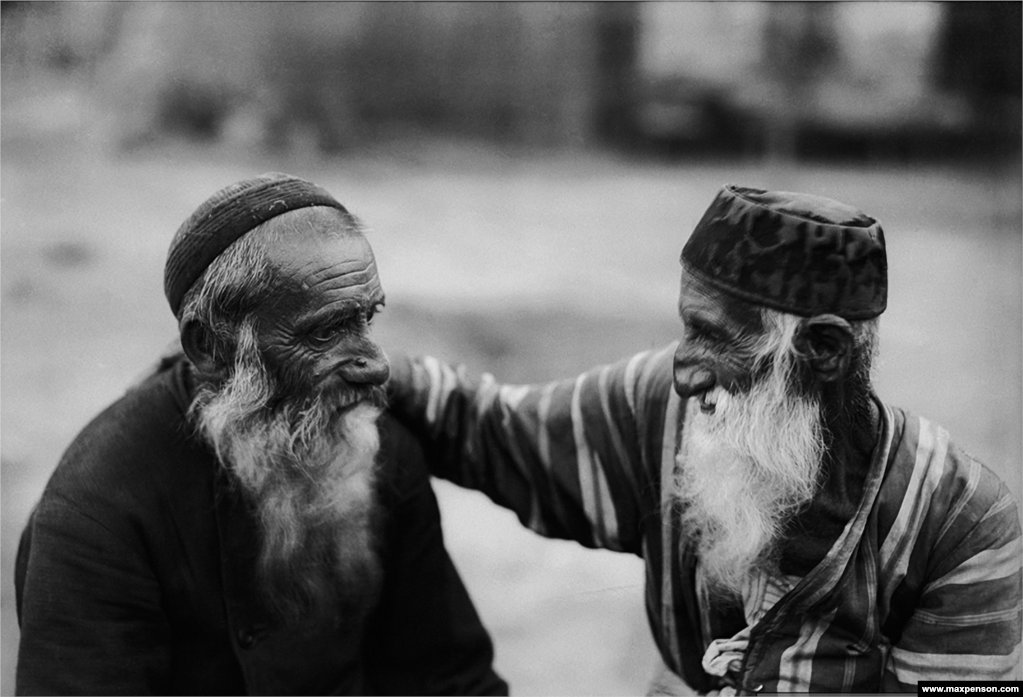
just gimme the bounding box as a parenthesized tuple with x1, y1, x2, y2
(697, 386, 727, 415)
(328, 385, 387, 409)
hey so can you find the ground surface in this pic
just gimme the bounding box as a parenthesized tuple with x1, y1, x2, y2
(2, 80, 1021, 695)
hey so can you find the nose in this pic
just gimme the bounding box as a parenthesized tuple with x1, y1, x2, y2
(339, 350, 390, 386)
(673, 345, 715, 399)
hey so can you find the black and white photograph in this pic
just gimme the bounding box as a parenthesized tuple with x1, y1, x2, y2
(2, 2, 1020, 694)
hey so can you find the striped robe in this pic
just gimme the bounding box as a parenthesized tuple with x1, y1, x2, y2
(391, 344, 1022, 693)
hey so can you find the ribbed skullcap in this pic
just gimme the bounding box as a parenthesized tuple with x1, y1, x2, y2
(680, 185, 887, 320)
(164, 173, 349, 318)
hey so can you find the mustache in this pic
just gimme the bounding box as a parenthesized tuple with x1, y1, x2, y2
(319, 382, 388, 411)
(267, 372, 388, 417)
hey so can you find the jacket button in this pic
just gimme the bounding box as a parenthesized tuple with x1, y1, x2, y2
(237, 628, 256, 649)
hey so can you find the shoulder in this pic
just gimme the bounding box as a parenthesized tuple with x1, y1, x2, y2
(880, 406, 1014, 513)
(877, 405, 1020, 562)
(39, 362, 210, 527)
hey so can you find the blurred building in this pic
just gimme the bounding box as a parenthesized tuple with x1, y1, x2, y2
(636, 2, 1021, 160)
(1, 1, 1019, 159)
(1, 2, 639, 150)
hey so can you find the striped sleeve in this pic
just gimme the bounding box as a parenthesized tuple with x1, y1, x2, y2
(882, 421, 1022, 689)
(388, 347, 676, 555)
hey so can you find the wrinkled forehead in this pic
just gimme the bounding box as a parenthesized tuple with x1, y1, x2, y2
(678, 265, 764, 334)
(271, 230, 379, 287)
(248, 228, 383, 324)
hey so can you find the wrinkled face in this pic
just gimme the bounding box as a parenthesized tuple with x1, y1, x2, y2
(673, 269, 826, 593)
(251, 227, 389, 401)
(673, 269, 765, 411)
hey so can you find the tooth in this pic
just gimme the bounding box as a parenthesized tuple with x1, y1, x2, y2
(699, 390, 716, 414)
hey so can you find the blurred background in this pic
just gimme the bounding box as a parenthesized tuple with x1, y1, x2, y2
(2, 2, 1020, 694)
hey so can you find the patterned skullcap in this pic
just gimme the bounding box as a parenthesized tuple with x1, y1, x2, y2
(680, 185, 887, 320)
(164, 172, 350, 318)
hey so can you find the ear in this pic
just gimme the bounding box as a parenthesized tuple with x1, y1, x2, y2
(180, 319, 229, 380)
(792, 314, 854, 383)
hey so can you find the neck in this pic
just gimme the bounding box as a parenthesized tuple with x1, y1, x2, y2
(777, 381, 878, 576)
(819, 379, 879, 470)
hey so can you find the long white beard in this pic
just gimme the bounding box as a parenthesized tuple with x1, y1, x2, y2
(675, 362, 825, 596)
(191, 335, 384, 621)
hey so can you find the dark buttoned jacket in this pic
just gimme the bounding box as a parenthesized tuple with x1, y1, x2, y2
(15, 356, 506, 696)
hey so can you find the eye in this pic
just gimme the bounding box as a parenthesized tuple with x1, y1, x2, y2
(685, 317, 726, 345)
(307, 325, 340, 347)
(366, 301, 385, 325)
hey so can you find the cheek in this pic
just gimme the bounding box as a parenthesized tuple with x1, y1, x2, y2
(273, 340, 372, 392)
(717, 362, 752, 393)
(291, 348, 348, 388)
(259, 325, 382, 393)
(259, 339, 321, 393)
(689, 343, 755, 393)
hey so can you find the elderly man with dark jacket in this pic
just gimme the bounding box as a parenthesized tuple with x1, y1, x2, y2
(387, 185, 1022, 694)
(15, 174, 507, 696)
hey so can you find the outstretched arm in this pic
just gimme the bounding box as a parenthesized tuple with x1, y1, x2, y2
(387, 345, 679, 555)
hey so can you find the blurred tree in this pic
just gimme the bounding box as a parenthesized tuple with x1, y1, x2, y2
(934, 1, 1021, 149)
(253, 2, 367, 153)
(594, 2, 642, 146)
(1, 1, 123, 73)
(6, 2, 642, 152)
(936, 1, 1021, 98)
(760, 2, 840, 161)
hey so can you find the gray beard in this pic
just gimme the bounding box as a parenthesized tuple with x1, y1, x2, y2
(190, 347, 385, 623)
(675, 366, 825, 597)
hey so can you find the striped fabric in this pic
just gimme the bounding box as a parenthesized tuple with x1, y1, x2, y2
(393, 345, 1022, 693)
(739, 569, 802, 627)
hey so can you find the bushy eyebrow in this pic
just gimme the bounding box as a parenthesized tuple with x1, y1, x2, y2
(295, 294, 385, 333)
(680, 309, 742, 347)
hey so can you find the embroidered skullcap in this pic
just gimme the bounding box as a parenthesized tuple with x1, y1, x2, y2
(680, 185, 887, 320)
(164, 173, 350, 318)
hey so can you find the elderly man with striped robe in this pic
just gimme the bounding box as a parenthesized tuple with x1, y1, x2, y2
(388, 185, 1022, 694)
